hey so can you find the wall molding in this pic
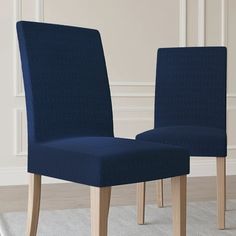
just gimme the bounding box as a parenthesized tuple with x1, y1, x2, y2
(110, 81, 155, 97)
(198, 0, 206, 46)
(111, 93, 154, 97)
(115, 118, 153, 122)
(110, 82, 154, 86)
(228, 145, 236, 150)
(221, 0, 228, 46)
(14, 109, 27, 156)
(114, 107, 153, 111)
(179, 0, 187, 47)
(13, 0, 24, 97)
(228, 94, 236, 98)
(112, 94, 236, 98)
(14, 0, 45, 98)
(36, 0, 44, 22)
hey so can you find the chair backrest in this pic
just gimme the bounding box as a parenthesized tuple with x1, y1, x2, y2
(17, 21, 114, 143)
(155, 47, 227, 130)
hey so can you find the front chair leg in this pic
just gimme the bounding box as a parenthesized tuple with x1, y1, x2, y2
(27, 174, 41, 236)
(157, 179, 164, 208)
(171, 175, 187, 236)
(216, 157, 226, 230)
(137, 182, 146, 225)
(91, 186, 111, 236)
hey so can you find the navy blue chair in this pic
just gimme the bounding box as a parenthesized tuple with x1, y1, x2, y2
(17, 21, 190, 236)
(136, 47, 227, 229)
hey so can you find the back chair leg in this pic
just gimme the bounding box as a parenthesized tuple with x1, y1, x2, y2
(157, 179, 164, 208)
(27, 174, 41, 236)
(91, 186, 111, 236)
(137, 182, 146, 225)
(216, 157, 226, 230)
(171, 175, 187, 236)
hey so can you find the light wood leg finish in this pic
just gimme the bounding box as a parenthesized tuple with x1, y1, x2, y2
(217, 157, 226, 230)
(26, 174, 41, 236)
(157, 179, 164, 208)
(91, 187, 111, 236)
(137, 182, 146, 225)
(171, 175, 187, 236)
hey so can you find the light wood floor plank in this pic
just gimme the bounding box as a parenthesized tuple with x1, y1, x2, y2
(0, 176, 235, 213)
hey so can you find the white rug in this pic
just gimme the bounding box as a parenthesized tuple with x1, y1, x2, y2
(0, 200, 236, 236)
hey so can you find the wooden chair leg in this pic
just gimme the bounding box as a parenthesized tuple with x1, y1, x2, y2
(27, 174, 41, 236)
(137, 182, 146, 225)
(171, 175, 187, 236)
(91, 186, 111, 236)
(157, 179, 164, 208)
(216, 157, 226, 230)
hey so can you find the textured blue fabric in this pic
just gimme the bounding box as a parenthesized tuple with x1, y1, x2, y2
(17, 21, 190, 187)
(136, 126, 226, 157)
(155, 47, 227, 130)
(29, 137, 189, 187)
(137, 47, 227, 157)
(17, 21, 114, 143)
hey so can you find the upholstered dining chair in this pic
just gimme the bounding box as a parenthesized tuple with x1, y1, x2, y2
(136, 47, 227, 230)
(17, 21, 190, 236)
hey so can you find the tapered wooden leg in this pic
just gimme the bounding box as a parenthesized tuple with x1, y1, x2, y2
(171, 175, 187, 236)
(157, 179, 164, 208)
(27, 174, 41, 236)
(91, 187, 111, 236)
(217, 157, 226, 230)
(137, 182, 146, 225)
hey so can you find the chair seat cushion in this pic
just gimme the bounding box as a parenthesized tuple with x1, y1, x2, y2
(136, 126, 227, 157)
(28, 137, 189, 187)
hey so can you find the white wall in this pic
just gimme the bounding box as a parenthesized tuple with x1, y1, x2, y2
(0, 0, 235, 185)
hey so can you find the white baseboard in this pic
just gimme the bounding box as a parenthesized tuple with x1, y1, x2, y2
(0, 167, 68, 186)
(190, 157, 236, 177)
(0, 158, 236, 186)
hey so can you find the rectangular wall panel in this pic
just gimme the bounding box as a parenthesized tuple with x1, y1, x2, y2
(15, 109, 27, 156)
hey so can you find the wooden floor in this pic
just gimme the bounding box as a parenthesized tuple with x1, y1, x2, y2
(0, 176, 236, 213)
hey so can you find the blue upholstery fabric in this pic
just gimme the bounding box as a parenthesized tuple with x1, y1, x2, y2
(137, 47, 227, 157)
(17, 21, 190, 187)
(136, 126, 226, 157)
(29, 137, 189, 187)
(17, 21, 114, 143)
